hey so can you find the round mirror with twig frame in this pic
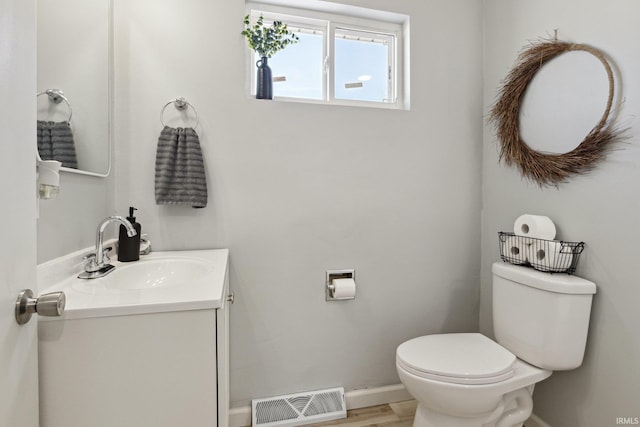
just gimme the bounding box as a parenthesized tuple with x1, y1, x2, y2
(489, 39, 625, 187)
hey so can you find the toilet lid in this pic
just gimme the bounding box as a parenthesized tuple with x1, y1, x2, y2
(396, 333, 516, 385)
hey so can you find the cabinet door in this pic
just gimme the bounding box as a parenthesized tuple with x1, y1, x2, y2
(39, 310, 217, 427)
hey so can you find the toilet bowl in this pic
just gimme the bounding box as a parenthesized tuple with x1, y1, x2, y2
(397, 262, 596, 427)
(396, 333, 551, 426)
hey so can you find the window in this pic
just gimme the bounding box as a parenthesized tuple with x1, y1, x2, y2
(266, 19, 326, 101)
(246, 3, 408, 109)
(334, 28, 394, 103)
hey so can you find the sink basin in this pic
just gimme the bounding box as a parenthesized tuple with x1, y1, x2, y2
(73, 256, 215, 292)
(111, 258, 212, 290)
(38, 249, 229, 320)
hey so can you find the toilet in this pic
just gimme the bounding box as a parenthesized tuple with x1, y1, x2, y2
(396, 261, 596, 427)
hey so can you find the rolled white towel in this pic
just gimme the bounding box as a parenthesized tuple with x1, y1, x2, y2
(514, 214, 556, 240)
(528, 241, 574, 272)
(501, 235, 531, 265)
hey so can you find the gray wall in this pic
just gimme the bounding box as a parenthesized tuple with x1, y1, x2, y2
(482, 1, 640, 425)
(113, 0, 484, 406)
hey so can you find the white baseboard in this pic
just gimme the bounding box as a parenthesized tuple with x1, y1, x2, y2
(229, 406, 251, 427)
(343, 384, 412, 410)
(526, 413, 551, 427)
(228, 384, 412, 427)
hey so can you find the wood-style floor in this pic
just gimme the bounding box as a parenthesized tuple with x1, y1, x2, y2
(305, 400, 417, 427)
(242, 401, 416, 427)
(279, 400, 536, 427)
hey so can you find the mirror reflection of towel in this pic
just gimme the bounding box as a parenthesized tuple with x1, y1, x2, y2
(36, 120, 78, 169)
(154, 126, 207, 208)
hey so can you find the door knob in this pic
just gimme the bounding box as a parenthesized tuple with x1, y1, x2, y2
(15, 289, 66, 325)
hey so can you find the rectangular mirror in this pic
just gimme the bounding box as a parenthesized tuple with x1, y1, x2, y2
(36, 0, 112, 177)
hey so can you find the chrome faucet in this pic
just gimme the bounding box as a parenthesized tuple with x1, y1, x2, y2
(78, 216, 137, 279)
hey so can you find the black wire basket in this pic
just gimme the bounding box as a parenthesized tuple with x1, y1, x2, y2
(498, 232, 584, 274)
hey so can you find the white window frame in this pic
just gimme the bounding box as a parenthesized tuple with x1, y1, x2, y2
(245, 2, 407, 110)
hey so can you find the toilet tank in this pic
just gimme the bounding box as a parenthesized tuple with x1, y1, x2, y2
(492, 262, 596, 371)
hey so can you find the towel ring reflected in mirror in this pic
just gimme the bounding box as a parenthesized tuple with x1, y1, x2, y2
(37, 89, 73, 123)
(160, 97, 199, 129)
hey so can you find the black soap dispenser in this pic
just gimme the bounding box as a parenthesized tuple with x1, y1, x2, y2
(118, 206, 142, 262)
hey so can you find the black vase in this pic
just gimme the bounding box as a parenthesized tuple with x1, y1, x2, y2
(256, 56, 273, 100)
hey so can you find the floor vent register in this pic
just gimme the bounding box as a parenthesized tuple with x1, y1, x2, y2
(251, 387, 346, 427)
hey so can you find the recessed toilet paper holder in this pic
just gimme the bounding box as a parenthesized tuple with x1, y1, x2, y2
(326, 269, 355, 301)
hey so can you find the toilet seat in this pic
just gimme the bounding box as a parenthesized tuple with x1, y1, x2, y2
(396, 333, 516, 385)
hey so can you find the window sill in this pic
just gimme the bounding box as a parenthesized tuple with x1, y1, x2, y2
(248, 94, 408, 111)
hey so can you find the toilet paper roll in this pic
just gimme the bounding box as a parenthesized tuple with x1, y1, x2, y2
(331, 278, 356, 299)
(501, 236, 530, 265)
(514, 214, 557, 240)
(527, 241, 574, 272)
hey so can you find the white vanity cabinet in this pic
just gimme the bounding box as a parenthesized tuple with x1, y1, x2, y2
(37, 249, 230, 427)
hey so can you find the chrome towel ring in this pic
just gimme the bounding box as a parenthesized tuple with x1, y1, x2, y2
(37, 89, 72, 123)
(160, 97, 199, 129)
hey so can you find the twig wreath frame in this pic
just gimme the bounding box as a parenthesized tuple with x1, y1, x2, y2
(489, 40, 624, 187)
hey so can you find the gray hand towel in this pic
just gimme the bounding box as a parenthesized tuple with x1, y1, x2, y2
(37, 120, 78, 169)
(155, 126, 207, 208)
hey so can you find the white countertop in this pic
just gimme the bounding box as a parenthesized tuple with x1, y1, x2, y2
(38, 247, 229, 320)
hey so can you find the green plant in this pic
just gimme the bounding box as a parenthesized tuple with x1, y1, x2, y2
(241, 14, 299, 58)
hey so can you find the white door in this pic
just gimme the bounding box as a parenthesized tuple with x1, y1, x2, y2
(0, 0, 40, 425)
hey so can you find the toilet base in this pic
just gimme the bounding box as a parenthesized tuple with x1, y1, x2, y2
(412, 387, 533, 427)
(413, 403, 493, 427)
